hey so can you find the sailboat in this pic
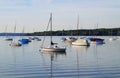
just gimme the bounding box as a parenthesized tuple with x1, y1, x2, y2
(90, 24, 105, 44)
(41, 13, 66, 52)
(65, 36, 77, 42)
(62, 27, 77, 42)
(28, 28, 41, 41)
(72, 15, 90, 46)
(10, 23, 22, 46)
(18, 27, 31, 44)
(4, 25, 13, 41)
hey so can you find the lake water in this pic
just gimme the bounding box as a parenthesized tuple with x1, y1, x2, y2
(0, 36, 120, 78)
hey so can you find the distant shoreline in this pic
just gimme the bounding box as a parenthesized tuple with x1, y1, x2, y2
(25, 28, 120, 36)
(1, 28, 120, 36)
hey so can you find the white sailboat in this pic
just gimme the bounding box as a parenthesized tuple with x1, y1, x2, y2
(41, 13, 66, 52)
(4, 25, 13, 41)
(72, 15, 90, 46)
(10, 23, 22, 46)
(72, 39, 90, 46)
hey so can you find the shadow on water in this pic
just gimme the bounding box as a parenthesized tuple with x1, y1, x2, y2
(10, 45, 26, 78)
(39, 51, 66, 78)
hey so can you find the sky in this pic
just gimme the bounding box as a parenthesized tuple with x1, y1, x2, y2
(0, 0, 120, 33)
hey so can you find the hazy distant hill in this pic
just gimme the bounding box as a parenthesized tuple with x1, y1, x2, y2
(0, 33, 23, 36)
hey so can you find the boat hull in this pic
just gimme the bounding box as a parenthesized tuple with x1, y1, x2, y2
(41, 47, 66, 52)
(4, 38, 13, 41)
(72, 39, 90, 46)
(88, 38, 105, 44)
(19, 39, 30, 44)
(90, 41, 105, 44)
(10, 42, 22, 46)
(90, 38, 104, 44)
(66, 37, 77, 42)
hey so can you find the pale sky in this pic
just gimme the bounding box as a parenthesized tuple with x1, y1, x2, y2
(0, 0, 120, 33)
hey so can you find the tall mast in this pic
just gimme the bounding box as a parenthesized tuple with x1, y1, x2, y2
(12, 21, 16, 42)
(22, 26, 25, 37)
(95, 23, 98, 37)
(4, 25, 8, 37)
(50, 13, 53, 46)
(22, 27, 24, 34)
(14, 22, 16, 36)
(77, 15, 79, 39)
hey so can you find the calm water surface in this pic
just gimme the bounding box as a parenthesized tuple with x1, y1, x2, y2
(0, 36, 120, 78)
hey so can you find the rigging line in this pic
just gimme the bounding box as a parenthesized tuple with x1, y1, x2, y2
(50, 13, 53, 46)
(41, 14, 51, 47)
(12, 22, 17, 42)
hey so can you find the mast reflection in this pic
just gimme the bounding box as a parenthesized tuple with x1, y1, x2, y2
(40, 51, 66, 78)
(72, 46, 89, 78)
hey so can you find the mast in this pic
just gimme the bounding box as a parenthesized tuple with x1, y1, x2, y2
(76, 15, 79, 39)
(41, 13, 53, 47)
(22, 27, 24, 34)
(12, 22, 16, 42)
(50, 13, 53, 46)
(4, 25, 8, 37)
(21, 26, 24, 38)
(95, 23, 98, 38)
(14, 23, 16, 36)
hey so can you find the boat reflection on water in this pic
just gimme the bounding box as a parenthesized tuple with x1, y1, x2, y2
(40, 51, 66, 60)
(72, 45, 89, 52)
(40, 51, 66, 78)
(72, 45, 89, 78)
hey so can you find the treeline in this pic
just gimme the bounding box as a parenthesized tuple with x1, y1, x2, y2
(25, 28, 120, 36)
